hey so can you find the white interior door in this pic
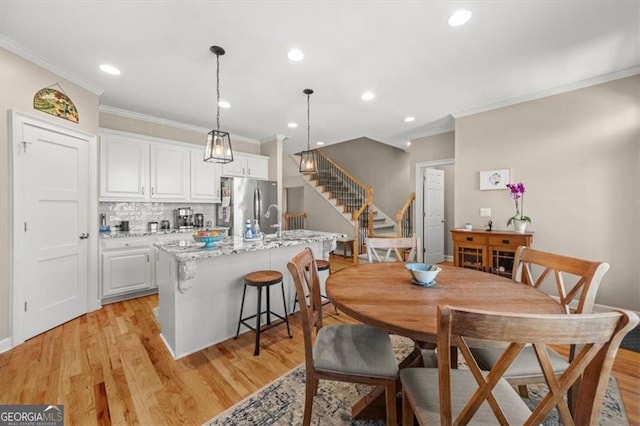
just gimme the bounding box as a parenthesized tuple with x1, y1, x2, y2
(423, 168, 445, 264)
(18, 122, 89, 340)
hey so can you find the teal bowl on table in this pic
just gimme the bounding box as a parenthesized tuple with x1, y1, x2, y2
(405, 263, 441, 286)
(193, 234, 224, 249)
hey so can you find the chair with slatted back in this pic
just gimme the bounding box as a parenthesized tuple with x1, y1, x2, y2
(366, 237, 417, 263)
(401, 306, 637, 425)
(470, 246, 610, 398)
(287, 247, 400, 426)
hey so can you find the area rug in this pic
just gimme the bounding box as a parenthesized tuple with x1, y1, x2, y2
(621, 324, 640, 353)
(206, 335, 628, 426)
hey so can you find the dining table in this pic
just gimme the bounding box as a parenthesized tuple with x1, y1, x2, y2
(325, 262, 566, 420)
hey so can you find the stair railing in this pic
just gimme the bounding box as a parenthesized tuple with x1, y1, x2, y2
(396, 192, 416, 237)
(351, 187, 374, 264)
(284, 212, 307, 230)
(311, 150, 374, 263)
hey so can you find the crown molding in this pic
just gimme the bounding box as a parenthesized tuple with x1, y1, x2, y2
(452, 67, 640, 119)
(260, 134, 290, 144)
(1, 36, 104, 96)
(99, 105, 260, 144)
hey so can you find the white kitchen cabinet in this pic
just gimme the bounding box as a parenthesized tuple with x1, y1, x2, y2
(190, 148, 221, 202)
(101, 238, 152, 299)
(100, 134, 148, 199)
(221, 152, 269, 180)
(101, 233, 197, 302)
(150, 144, 189, 199)
(101, 130, 192, 202)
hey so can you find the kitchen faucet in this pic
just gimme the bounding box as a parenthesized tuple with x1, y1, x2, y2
(264, 204, 283, 238)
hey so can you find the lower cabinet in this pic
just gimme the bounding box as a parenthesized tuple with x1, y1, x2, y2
(101, 233, 195, 303)
(101, 238, 152, 299)
(451, 229, 533, 279)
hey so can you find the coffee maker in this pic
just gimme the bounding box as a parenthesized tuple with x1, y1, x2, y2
(173, 207, 194, 229)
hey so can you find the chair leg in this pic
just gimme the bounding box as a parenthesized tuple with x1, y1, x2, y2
(385, 379, 398, 426)
(303, 376, 316, 426)
(402, 387, 415, 426)
(279, 280, 292, 338)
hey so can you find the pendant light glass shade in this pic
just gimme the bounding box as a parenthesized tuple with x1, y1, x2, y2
(204, 129, 233, 163)
(299, 88, 316, 174)
(204, 45, 234, 164)
(299, 150, 316, 173)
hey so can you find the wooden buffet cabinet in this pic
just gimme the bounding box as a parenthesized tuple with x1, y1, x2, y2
(451, 229, 533, 279)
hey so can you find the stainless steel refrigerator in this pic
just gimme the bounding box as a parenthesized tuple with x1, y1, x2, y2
(217, 177, 278, 237)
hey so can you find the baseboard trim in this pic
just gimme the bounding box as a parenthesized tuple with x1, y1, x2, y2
(444, 255, 453, 262)
(0, 337, 12, 354)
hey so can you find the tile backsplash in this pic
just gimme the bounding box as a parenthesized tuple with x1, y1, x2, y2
(99, 202, 216, 231)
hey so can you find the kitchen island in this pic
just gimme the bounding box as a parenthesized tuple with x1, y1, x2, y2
(155, 229, 345, 358)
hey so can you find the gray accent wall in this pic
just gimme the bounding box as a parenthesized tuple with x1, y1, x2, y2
(318, 138, 411, 216)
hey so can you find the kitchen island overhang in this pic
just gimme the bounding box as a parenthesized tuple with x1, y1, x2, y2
(155, 230, 345, 359)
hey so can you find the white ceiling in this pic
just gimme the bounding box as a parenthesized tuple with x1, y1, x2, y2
(1, 1, 639, 154)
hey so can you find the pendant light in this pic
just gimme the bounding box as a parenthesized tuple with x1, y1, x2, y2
(299, 88, 316, 174)
(204, 45, 233, 164)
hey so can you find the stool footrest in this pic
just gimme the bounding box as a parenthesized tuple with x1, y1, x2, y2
(239, 318, 290, 334)
(239, 310, 289, 331)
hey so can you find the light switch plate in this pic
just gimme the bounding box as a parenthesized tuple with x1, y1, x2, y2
(480, 208, 491, 217)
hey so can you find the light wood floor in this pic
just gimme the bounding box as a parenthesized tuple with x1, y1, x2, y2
(1, 255, 638, 425)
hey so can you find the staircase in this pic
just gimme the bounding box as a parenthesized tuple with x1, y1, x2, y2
(371, 210, 396, 236)
(292, 151, 405, 262)
(312, 169, 394, 233)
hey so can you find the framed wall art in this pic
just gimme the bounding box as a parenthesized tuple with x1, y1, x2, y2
(33, 83, 79, 123)
(479, 168, 510, 190)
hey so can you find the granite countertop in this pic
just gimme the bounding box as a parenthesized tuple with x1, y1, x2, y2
(100, 227, 229, 239)
(155, 229, 346, 261)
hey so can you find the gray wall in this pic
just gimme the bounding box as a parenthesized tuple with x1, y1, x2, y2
(408, 132, 456, 256)
(318, 137, 411, 217)
(282, 154, 353, 236)
(455, 75, 640, 311)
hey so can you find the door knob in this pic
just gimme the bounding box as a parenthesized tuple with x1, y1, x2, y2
(79, 233, 89, 239)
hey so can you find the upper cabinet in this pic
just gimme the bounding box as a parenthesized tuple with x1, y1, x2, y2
(149, 144, 189, 199)
(190, 148, 221, 202)
(100, 133, 148, 199)
(221, 152, 269, 180)
(99, 130, 224, 203)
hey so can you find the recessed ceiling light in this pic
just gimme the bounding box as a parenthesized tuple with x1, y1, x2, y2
(406, 141, 412, 147)
(448, 9, 472, 27)
(287, 49, 304, 62)
(404, 116, 415, 123)
(99, 64, 120, 75)
(316, 141, 324, 146)
(218, 100, 230, 109)
(288, 122, 298, 128)
(361, 91, 375, 101)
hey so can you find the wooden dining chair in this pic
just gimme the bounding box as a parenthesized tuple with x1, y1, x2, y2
(366, 237, 417, 263)
(287, 247, 400, 426)
(470, 246, 610, 398)
(401, 306, 638, 425)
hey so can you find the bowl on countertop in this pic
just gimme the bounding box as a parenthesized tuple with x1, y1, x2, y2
(405, 263, 441, 285)
(192, 231, 225, 249)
